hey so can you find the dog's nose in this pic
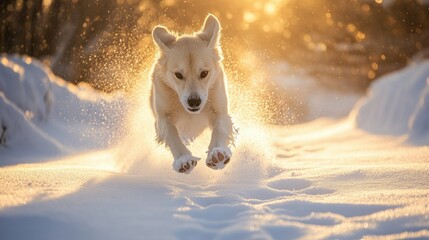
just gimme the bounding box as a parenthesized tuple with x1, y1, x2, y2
(187, 96, 201, 108)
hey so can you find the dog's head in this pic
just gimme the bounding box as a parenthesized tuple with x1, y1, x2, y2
(152, 14, 223, 114)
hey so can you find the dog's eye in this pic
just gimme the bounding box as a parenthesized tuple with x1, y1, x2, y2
(200, 70, 209, 79)
(175, 72, 184, 80)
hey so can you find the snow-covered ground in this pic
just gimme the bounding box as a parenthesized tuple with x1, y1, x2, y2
(1, 55, 428, 239)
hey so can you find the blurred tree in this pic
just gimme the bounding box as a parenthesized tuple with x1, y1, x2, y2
(1, 0, 429, 92)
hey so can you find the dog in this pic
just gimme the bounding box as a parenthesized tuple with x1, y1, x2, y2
(150, 14, 235, 174)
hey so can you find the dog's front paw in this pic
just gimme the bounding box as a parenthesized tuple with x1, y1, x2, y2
(206, 147, 232, 170)
(173, 155, 200, 174)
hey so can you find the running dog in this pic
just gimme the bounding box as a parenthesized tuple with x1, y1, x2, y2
(150, 14, 235, 174)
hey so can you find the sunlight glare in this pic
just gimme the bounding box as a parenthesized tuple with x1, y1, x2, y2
(243, 11, 257, 23)
(264, 2, 277, 15)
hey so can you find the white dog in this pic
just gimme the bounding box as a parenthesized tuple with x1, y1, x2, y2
(150, 14, 235, 174)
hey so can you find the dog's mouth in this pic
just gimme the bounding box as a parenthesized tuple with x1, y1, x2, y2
(187, 108, 200, 113)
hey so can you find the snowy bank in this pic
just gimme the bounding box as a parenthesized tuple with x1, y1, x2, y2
(352, 59, 429, 145)
(0, 55, 126, 163)
(271, 62, 360, 122)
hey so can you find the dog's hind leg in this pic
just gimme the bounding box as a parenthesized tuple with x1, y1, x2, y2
(156, 118, 199, 174)
(206, 114, 234, 170)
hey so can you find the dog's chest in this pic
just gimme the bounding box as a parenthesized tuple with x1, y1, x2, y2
(171, 111, 211, 142)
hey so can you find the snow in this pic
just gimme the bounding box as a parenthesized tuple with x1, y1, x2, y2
(270, 62, 361, 122)
(352, 59, 429, 145)
(1, 55, 429, 239)
(0, 54, 126, 164)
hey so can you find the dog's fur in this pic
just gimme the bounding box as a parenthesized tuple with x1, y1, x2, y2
(150, 14, 235, 174)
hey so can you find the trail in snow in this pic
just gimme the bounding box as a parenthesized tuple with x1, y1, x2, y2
(1, 120, 428, 240)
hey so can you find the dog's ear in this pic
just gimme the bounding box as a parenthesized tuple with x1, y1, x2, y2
(199, 14, 221, 48)
(152, 26, 176, 51)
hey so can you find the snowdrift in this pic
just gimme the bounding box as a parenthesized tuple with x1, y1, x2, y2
(353, 59, 429, 145)
(271, 62, 360, 122)
(0, 55, 126, 162)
